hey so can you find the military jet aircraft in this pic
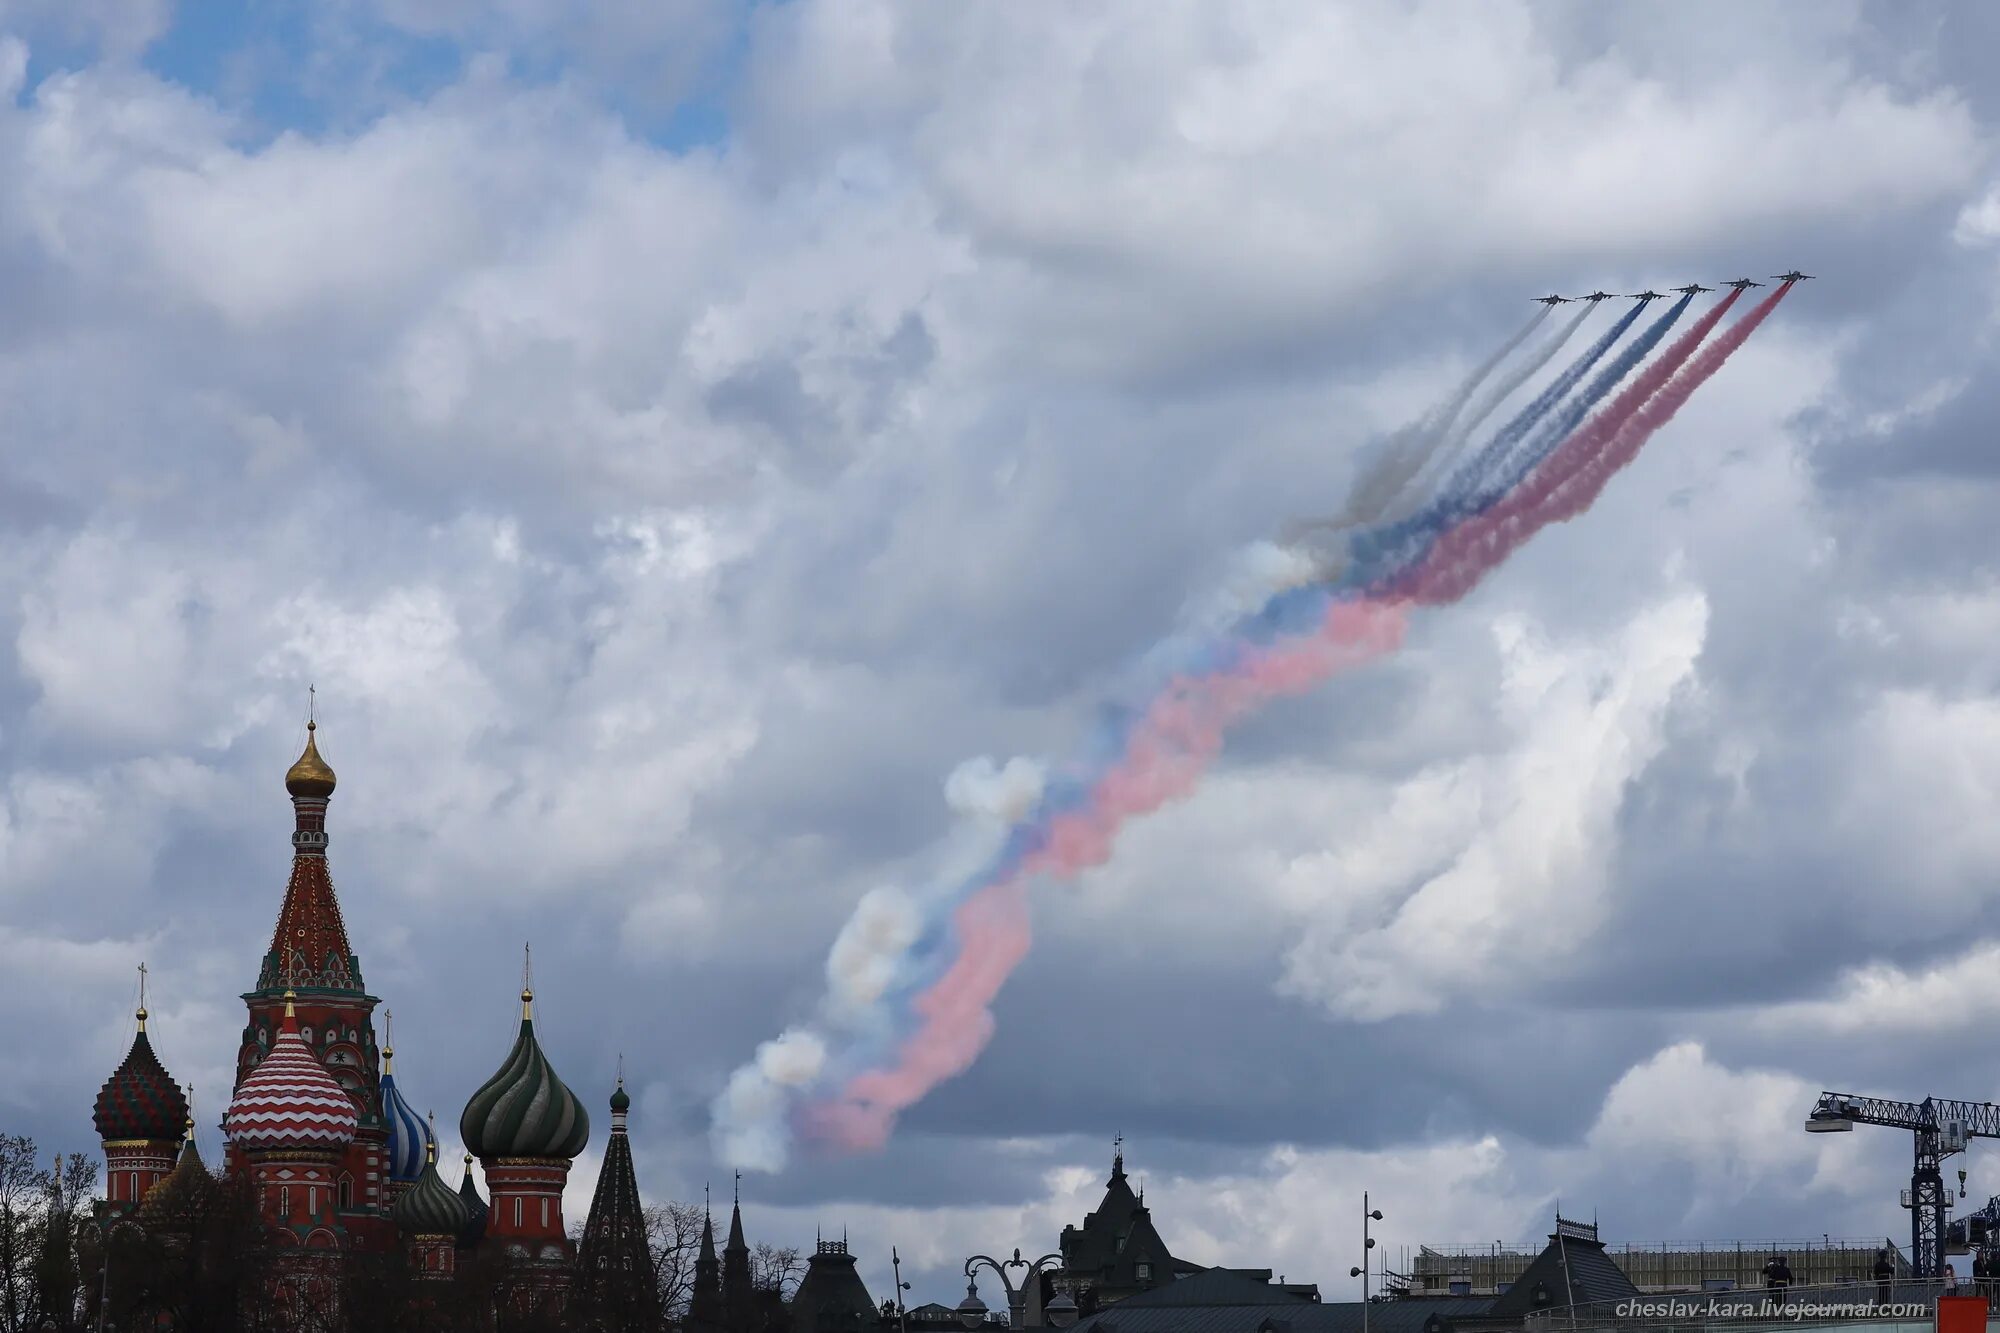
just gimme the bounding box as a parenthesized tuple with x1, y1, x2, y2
(1582, 290, 1619, 302)
(1672, 284, 1712, 295)
(1722, 278, 1764, 290)
(1628, 290, 1666, 301)
(1532, 294, 1572, 306)
(1773, 270, 1815, 282)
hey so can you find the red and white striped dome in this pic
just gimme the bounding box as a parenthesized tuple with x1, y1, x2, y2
(223, 995, 358, 1152)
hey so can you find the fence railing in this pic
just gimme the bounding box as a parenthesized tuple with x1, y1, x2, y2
(1420, 1241, 1888, 1262)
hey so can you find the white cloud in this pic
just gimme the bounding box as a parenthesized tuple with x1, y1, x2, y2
(0, 0, 170, 59)
(1954, 181, 2000, 247)
(1757, 941, 2000, 1040)
(746, 2, 1978, 377)
(1279, 591, 1708, 1020)
(1836, 689, 2000, 897)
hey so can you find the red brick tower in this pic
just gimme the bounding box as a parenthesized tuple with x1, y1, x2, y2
(227, 719, 393, 1248)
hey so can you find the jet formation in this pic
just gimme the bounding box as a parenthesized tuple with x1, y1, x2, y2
(1532, 272, 1812, 304)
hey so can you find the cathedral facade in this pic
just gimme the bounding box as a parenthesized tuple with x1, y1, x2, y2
(90, 723, 659, 1324)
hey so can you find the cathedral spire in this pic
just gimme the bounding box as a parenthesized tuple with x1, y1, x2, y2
(578, 1077, 660, 1322)
(725, 1172, 746, 1253)
(690, 1181, 724, 1332)
(260, 713, 361, 993)
(722, 1169, 753, 1325)
(455, 1154, 488, 1249)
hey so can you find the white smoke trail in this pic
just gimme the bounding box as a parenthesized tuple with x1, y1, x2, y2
(709, 755, 1049, 1169)
(711, 1029, 828, 1172)
(1279, 306, 1554, 579)
(1405, 301, 1594, 515)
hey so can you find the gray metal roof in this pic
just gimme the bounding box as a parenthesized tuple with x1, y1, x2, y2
(1111, 1269, 1316, 1308)
(1487, 1233, 1639, 1318)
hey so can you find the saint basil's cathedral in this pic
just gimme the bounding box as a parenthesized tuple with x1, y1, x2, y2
(88, 721, 662, 1315)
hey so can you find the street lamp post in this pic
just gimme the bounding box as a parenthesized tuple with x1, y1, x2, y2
(1349, 1194, 1384, 1333)
(893, 1247, 912, 1333)
(960, 1249, 1075, 1331)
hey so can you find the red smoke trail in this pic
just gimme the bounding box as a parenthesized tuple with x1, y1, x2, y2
(805, 598, 1411, 1150)
(801, 287, 1795, 1155)
(1409, 284, 1789, 605)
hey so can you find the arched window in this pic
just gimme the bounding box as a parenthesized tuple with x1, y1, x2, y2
(281, 1186, 291, 1217)
(338, 1175, 353, 1210)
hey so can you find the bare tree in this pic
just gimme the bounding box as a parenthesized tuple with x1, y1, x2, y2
(642, 1201, 705, 1321)
(33, 1152, 97, 1331)
(751, 1243, 805, 1300)
(0, 1134, 46, 1333)
(97, 1168, 263, 1333)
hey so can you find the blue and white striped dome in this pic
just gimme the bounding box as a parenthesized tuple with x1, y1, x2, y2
(380, 1068, 433, 1183)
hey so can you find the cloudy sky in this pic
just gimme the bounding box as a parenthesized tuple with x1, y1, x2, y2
(4, 0, 2000, 1306)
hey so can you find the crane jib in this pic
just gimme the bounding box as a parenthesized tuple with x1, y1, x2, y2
(1806, 1090, 2000, 1282)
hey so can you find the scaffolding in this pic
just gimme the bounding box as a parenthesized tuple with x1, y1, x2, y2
(1405, 1237, 1904, 1297)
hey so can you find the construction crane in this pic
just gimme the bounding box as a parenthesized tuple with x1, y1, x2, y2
(1806, 1092, 2000, 1279)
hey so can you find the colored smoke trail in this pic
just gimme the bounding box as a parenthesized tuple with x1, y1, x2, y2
(1438, 300, 1594, 459)
(1437, 297, 1655, 514)
(799, 596, 1411, 1152)
(1432, 305, 1554, 439)
(1328, 294, 1696, 594)
(1405, 283, 1789, 606)
(714, 285, 1793, 1171)
(1289, 307, 1551, 550)
(1274, 298, 1663, 607)
(1445, 292, 1694, 513)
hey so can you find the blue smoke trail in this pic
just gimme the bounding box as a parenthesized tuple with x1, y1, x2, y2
(1346, 293, 1696, 585)
(1432, 299, 1648, 512)
(1208, 295, 1698, 659)
(1437, 301, 1594, 455)
(981, 297, 1698, 901)
(1442, 293, 1694, 515)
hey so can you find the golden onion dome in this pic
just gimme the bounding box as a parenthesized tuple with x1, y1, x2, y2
(285, 721, 337, 799)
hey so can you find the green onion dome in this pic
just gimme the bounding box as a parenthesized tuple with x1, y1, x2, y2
(94, 1010, 189, 1143)
(393, 1142, 471, 1236)
(459, 988, 589, 1160)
